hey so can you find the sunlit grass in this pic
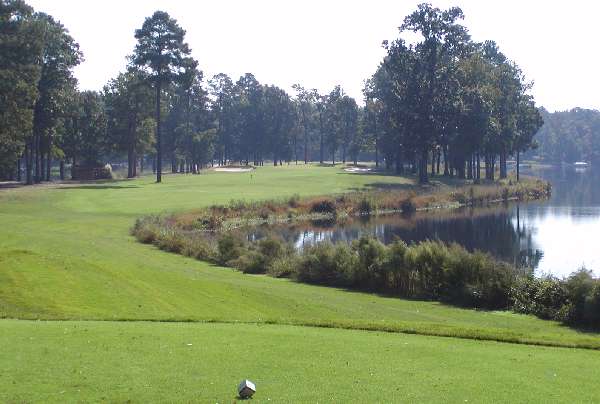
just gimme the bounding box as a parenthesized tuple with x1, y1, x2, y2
(2, 320, 600, 403)
(0, 164, 599, 400)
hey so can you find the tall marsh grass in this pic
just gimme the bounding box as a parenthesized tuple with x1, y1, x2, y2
(170, 178, 551, 231)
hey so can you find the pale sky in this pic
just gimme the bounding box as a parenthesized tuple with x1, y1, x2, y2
(28, 0, 600, 111)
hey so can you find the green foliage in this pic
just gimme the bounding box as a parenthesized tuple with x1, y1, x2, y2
(0, 6, 81, 182)
(217, 233, 241, 265)
(309, 198, 337, 215)
(400, 198, 416, 213)
(281, 236, 516, 310)
(296, 243, 355, 286)
(131, 215, 162, 243)
(372, 4, 543, 183)
(180, 236, 214, 261)
(155, 228, 186, 254)
(71, 91, 108, 166)
(533, 108, 600, 164)
(230, 249, 265, 274)
(103, 70, 154, 177)
(0, 0, 41, 178)
(229, 237, 288, 274)
(268, 255, 299, 278)
(132, 10, 193, 182)
(287, 193, 301, 208)
(356, 197, 374, 215)
(513, 269, 600, 328)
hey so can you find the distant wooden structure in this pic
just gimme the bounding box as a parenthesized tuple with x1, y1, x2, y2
(71, 165, 112, 181)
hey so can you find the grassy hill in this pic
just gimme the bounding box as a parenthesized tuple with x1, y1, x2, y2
(1, 165, 599, 401)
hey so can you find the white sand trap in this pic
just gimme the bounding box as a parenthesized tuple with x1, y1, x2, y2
(344, 167, 372, 173)
(213, 167, 254, 173)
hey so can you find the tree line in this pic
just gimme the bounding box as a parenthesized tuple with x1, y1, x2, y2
(530, 107, 600, 164)
(1, 1, 543, 184)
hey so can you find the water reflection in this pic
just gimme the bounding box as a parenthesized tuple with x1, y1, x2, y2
(245, 166, 599, 277)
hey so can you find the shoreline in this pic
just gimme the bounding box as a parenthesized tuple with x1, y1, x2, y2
(164, 175, 552, 233)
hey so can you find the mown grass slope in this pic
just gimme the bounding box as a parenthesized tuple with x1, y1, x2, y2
(2, 320, 600, 403)
(0, 165, 598, 348)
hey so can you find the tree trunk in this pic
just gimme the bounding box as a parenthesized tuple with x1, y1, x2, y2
(17, 157, 22, 182)
(499, 151, 507, 179)
(34, 133, 40, 183)
(71, 156, 77, 180)
(132, 151, 137, 177)
(303, 131, 308, 164)
(171, 157, 177, 174)
(46, 149, 51, 182)
(443, 146, 449, 176)
(476, 152, 481, 183)
(155, 82, 162, 183)
(419, 148, 429, 184)
(467, 156, 473, 180)
(375, 133, 379, 168)
(59, 160, 65, 180)
(319, 113, 324, 164)
(395, 145, 403, 174)
(25, 141, 33, 185)
(40, 152, 45, 182)
(516, 151, 521, 182)
(127, 145, 134, 178)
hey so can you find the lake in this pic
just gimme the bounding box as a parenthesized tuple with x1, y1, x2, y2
(246, 167, 600, 277)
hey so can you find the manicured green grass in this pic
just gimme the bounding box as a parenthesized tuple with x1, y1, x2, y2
(2, 165, 600, 401)
(0, 165, 599, 349)
(2, 320, 599, 403)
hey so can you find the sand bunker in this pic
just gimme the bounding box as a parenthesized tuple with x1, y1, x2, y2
(344, 167, 372, 173)
(213, 167, 254, 173)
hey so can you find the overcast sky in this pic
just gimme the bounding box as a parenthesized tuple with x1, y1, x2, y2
(28, 0, 600, 111)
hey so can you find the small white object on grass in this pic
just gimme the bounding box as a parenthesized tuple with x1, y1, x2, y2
(238, 379, 256, 399)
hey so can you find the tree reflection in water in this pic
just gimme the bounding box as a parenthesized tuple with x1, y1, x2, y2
(244, 168, 599, 276)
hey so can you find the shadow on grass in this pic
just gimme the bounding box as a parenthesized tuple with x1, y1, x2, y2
(0, 182, 21, 189)
(1, 177, 144, 191)
(339, 169, 500, 188)
(363, 182, 418, 191)
(286, 276, 600, 338)
(558, 322, 600, 335)
(337, 169, 411, 178)
(61, 184, 140, 190)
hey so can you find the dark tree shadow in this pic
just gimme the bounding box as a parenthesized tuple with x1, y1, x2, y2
(362, 182, 417, 191)
(59, 184, 140, 190)
(0, 182, 21, 189)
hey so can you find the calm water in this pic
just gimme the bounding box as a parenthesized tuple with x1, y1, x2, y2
(247, 167, 600, 277)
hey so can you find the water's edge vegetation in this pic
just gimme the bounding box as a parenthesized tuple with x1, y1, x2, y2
(130, 177, 600, 333)
(170, 177, 551, 231)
